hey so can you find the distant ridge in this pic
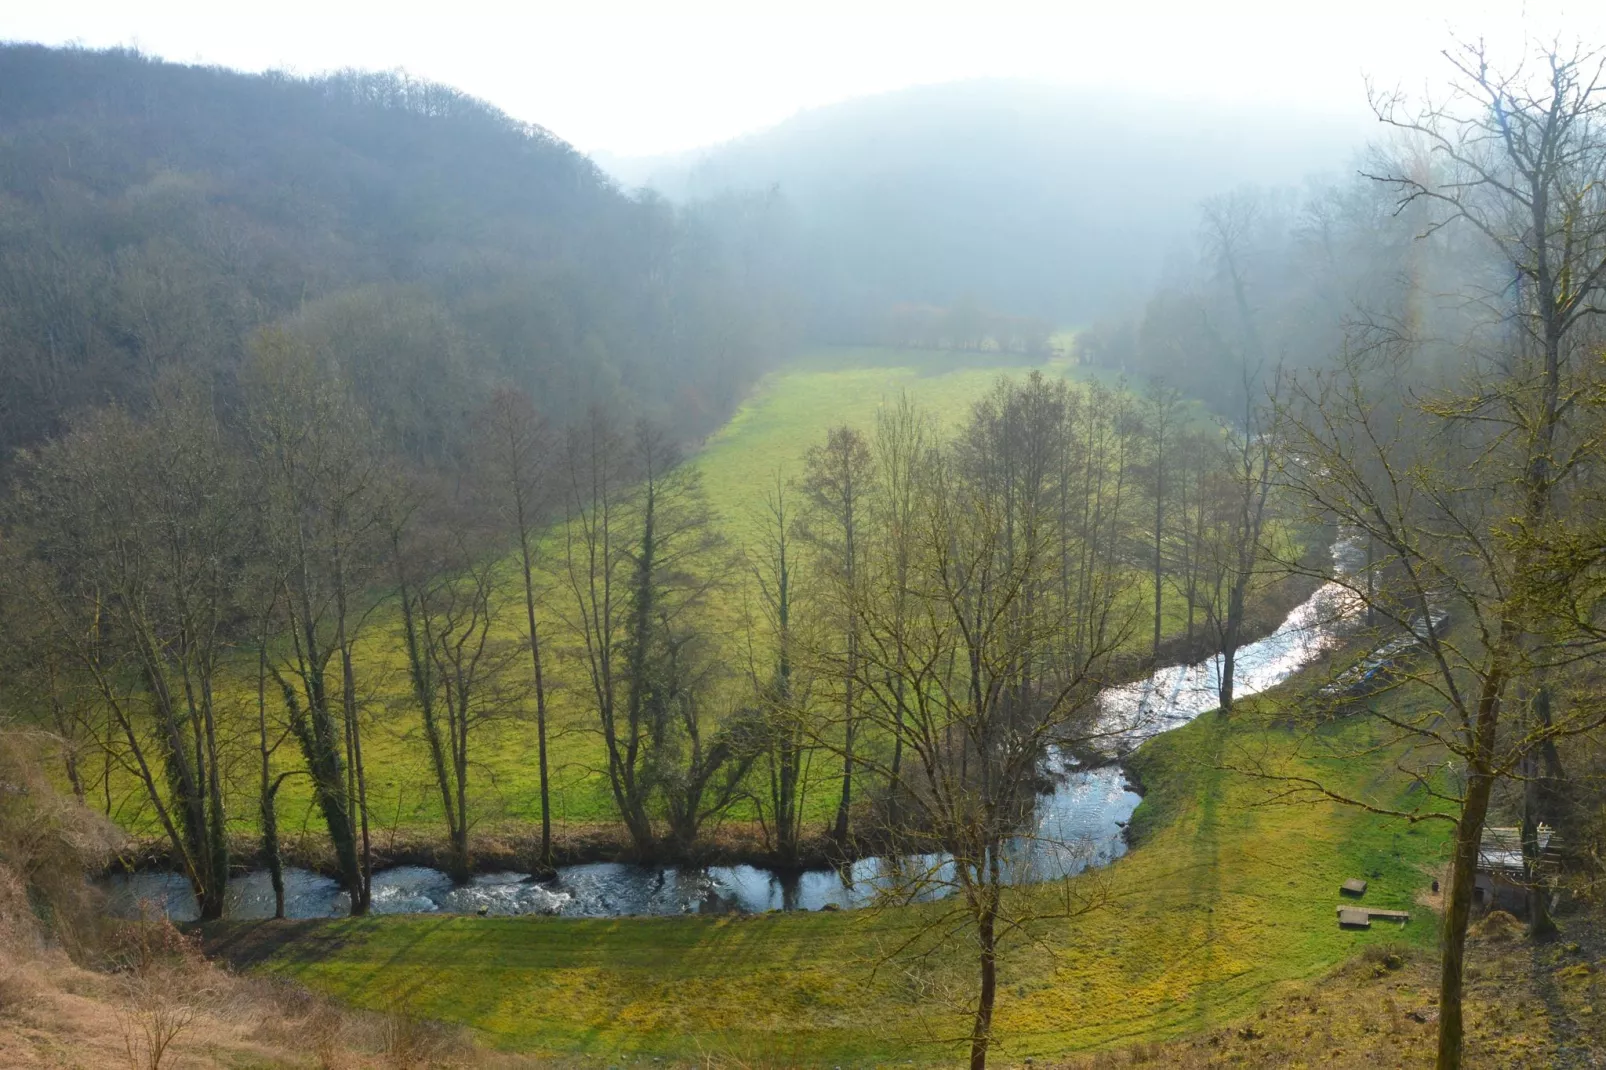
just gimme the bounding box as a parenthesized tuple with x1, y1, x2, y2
(604, 79, 1369, 328)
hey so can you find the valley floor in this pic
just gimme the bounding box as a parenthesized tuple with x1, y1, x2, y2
(109, 345, 1310, 877)
(8, 904, 1601, 1068)
(8, 645, 1603, 1067)
(195, 667, 1535, 1066)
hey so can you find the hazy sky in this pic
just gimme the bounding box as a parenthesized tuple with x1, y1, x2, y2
(5, 0, 1604, 156)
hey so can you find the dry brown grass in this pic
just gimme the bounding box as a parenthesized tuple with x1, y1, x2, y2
(0, 921, 556, 1068)
(0, 732, 554, 1069)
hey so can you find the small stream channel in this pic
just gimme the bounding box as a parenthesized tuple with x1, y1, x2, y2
(105, 541, 1363, 922)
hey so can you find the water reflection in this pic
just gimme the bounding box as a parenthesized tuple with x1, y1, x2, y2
(1097, 564, 1361, 752)
(102, 766, 1140, 921)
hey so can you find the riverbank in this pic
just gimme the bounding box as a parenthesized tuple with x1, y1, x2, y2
(203, 650, 1452, 1063)
(115, 565, 1324, 885)
(112, 821, 879, 883)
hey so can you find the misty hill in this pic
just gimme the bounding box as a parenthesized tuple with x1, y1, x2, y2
(610, 80, 1369, 332)
(0, 45, 788, 460)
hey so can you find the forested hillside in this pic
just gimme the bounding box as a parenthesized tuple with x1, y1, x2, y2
(610, 80, 1366, 339)
(0, 44, 793, 460)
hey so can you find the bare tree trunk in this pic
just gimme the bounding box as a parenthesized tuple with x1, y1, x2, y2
(1147, 382, 1177, 663)
(1152, 478, 1163, 665)
(399, 570, 462, 880)
(969, 849, 1001, 1070)
(1218, 407, 1273, 716)
(802, 426, 871, 850)
(331, 548, 373, 915)
(46, 663, 86, 802)
(1437, 764, 1493, 1070)
(833, 514, 859, 849)
(619, 476, 659, 855)
(1217, 564, 1251, 716)
(257, 634, 286, 919)
(520, 543, 555, 874)
(833, 632, 856, 846)
(340, 638, 372, 914)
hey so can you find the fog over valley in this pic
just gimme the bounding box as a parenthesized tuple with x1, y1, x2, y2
(3, 6, 1606, 1070)
(603, 79, 1371, 323)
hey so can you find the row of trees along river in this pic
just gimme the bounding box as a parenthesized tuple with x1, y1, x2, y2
(3, 347, 1291, 913)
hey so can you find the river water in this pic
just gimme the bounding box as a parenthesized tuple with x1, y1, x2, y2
(105, 543, 1360, 922)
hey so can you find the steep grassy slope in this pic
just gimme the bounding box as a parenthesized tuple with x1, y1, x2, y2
(217, 674, 1452, 1063)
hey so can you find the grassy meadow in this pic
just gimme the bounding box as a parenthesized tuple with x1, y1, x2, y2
(196, 346, 1457, 1065)
(103, 345, 1267, 850)
(219, 675, 1452, 1064)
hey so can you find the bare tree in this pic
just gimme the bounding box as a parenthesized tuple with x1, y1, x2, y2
(1351, 39, 1606, 1069)
(561, 408, 650, 850)
(244, 331, 394, 915)
(621, 422, 736, 853)
(833, 375, 1133, 1069)
(394, 508, 517, 883)
(562, 413, 728, 854)
(743, 471, 815, 864)
(0, 566, 101, 806)
(1203, 386, 1278, 716)
(1055, 381, 1140, 675)
(12, 377, 244, 919)
(253, 596, 298, 919)
(868, 394, 933, 823)
(1270, 344, 1606, 1070)
(480, 387, 559, 873)
(1166, 426, 1221, 650)
(800, 426, 875, 848)
(1142, 379, 1184, 662)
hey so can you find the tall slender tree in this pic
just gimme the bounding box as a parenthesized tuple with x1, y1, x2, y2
(745, 471, 812, 864)
(1143, 380, 1183, 662)
(244, 331, 393, 915)
(395, 517, 512, 883)
(800, 426, 875, 848)
(1359, 40, 1606, 1067)
(867, 394, 932, 822)
(480, 387, 559, 873)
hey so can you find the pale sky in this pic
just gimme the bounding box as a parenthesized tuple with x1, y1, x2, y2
(4, 0, 1603, 157)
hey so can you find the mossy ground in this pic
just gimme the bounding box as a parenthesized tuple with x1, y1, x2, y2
(212, 675, 1457, 1065)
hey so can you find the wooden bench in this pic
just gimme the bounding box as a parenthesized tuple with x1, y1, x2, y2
(1335, 905, 1410, 923)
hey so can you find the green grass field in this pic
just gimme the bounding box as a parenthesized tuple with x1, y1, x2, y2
(222, 676, 1451, 1064)
(699, 346, 1066, 529)
(315, 346, 1112, 837)
(101, 345, 1289, 850)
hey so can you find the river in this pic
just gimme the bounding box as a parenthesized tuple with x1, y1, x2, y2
(105, 542, 1361, 922)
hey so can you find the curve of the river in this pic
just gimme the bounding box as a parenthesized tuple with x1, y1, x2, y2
(106, 540, 1362, 922)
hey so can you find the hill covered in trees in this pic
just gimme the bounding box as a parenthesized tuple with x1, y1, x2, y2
(0, 44, 794, 461)
(607, 79, 1368, 339)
